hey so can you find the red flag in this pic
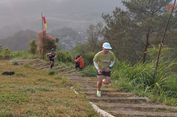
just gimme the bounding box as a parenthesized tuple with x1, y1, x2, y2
(42, 16, 47, 31)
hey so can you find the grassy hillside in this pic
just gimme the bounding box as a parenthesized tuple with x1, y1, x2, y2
(0, 61, 98, 117)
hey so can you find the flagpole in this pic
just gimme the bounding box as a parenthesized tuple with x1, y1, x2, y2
(41, 12, 45, 59)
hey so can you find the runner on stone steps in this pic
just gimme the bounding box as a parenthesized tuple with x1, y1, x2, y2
(93, 42, 116, 97)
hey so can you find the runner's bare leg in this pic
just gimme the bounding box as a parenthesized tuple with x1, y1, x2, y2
(97, 75, 103, 91)
(102, 76, 111, 84)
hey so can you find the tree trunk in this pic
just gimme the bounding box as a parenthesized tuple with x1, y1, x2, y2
(142, 28, 151, 63)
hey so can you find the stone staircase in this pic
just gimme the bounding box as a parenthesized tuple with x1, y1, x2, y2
(69, 76, 177, 117)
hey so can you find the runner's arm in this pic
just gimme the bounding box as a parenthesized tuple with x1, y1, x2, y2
(93, 53, 100, 70)
(93, 61, 99, 70)
(109, 52, 116, 68)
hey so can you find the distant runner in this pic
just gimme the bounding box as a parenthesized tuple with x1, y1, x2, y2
(93, 42, 116, 97)
(47, 48, 56, 69)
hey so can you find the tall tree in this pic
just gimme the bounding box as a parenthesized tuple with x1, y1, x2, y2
(103, 0, 176, 63)
(29, 40, 37, 55)
(87, 23, 104, 52)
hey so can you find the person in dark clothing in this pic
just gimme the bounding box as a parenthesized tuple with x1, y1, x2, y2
(74, 55, 80, 70)
(47, 48, 56, 69)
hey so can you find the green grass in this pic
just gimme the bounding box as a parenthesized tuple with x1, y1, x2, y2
(48, 70, 56, 75)
(0, 110, 13, 117)
(0, 61, 98, 116)
(11, 51, 37, 59)
(0, 93, 28, 104)
(111, 61, 177, 106)
(81, 65, 97, 77)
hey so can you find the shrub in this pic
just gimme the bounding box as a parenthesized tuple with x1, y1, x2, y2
(83, 52, 95, 65)
(11, 51, 37, 59)
(81, 65, 97, 77)
(0, 49, 12, 59)
(57, 51, 72, 63)
(29, 40, 37, 55)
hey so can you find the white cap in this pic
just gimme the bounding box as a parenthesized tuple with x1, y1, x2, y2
(102, 42, 112, 49)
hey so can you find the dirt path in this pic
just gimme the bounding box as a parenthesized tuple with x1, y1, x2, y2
(16, 59, 177, 117)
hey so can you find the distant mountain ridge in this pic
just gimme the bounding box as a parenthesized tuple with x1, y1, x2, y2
(0, 30, 36, 50)
(51, 27, 87, 50)
(0, 27, 87, 50)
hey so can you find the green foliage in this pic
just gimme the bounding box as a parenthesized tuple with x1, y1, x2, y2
(0, 48, 12, 59)
(44, 39, 57, 53)
(11, 51, 37, 59)
(0, 93, 28, 104)
(83, 52, 95, 65)
(71, 23, 104, 65)
(112, 60, 177, 104)
(72, 43, 97, 65)
(48, 70, 56, 75)
(0, 49, 38, 59)
(102, 0, 177, 62)
(29, 40, 37, 55)
(147, 46, 177, 62)
(81, 65, 97, 77)
(86, 23, 103, 52)
(162, 75, 177, 98)
(57, 51, 72, 63)
(0, 111, 13, 117)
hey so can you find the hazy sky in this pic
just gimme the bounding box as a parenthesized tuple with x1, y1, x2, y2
(0, 0, 123, 35)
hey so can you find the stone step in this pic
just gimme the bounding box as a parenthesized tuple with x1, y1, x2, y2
(83, 91, 134, 97)
(97, 103, 177, 113)
(69, 77, 96, 81)
(110, 109, 177, 117)
(88, 96, 149, 104)
(80, 87, 120, 92)
(61, 72, 81, 76)
(69, 78, 96, 81)
(72, 82, 96, 87)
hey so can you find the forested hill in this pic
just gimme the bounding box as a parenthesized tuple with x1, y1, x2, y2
(51, 27, 87, 50)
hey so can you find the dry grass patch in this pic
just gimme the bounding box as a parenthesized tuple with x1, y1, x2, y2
(0, 61, 98, 117)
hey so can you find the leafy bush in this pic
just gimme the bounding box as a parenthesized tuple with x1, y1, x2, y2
(72, 43, 97, 65)
(81, 65, 97, 77)
(162, 75, 177, 98)
(0, 49, 12, 59)
(0, 49, 38, 59)
(57, 51, 72, 63)
(29, 40, 37, 55)
(11, 51, 37, 59)
(83, 52, 95, 65)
